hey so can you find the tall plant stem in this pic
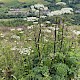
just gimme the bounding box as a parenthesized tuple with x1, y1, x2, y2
(54, 25, 56, 54)
(37, 25, 41, 58)
(33, 27, 37, 48)
(60, 19, 64, 51)
(54, 17, 57, 54)
(37, 8, 41, 61)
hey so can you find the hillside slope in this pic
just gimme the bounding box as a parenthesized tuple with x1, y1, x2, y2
(0, 0, 48, 4)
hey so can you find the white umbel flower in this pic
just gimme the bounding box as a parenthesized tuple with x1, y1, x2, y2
(41, 24, 45, 26)
(44, 7, 48, 10)
(47, 10, 62, 16)
(46, 21, 51, 24)
(10, 28, 15, 31)
(11, 35, 20, 40)
(56, 2, 66, 6)
(27, 25, 33, 29)
(30, 5, 34, 9)
(33, 22, 38, 24)
(23, 18, 27, 20)
(0, 33, 5, 38)
(27, 17, 39, 22)
(40, 16, 47, 18)
(47, 7, 73, 17)
(31, 4, 48, 11)
(19, 48, 30, 55)
(32, 8, 36, 12)
(17, 28, 23, 31)
(73, 30, 80, 35)
(43, 29, 51, 33)
(19, 47, 32, 55)
(35, 10, 39, 13)
(47, 12, 54, 17)
(34, 4, 44, 9)
(61, 8, 73, 14)
(51, 10, 62, 16)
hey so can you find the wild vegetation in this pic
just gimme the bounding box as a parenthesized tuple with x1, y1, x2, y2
(0, 0, 80, 80)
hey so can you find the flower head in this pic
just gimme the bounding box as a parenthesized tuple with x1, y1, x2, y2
(47, 10, 62, 16)
(51, 10, 62, 16)
(0, 33, 5, 38)
(46, 21, 51, 24)
(33, 22, 38, 25)
(56, 2, 66, 6)
(23, 18, 27, 20)
(19, 47, 33, 55)
(17, 28, 23, 31)
(11, 35, 20, 40)
(61, 8, 73, 14)
(47, 12, 54, 17)
(44, 7, 48, 10)
(40, 15, 47, 18)
(73, 30, 80, 35)
(47, 7, 73, 17)
(30, 5, 34, 9)
(10, 28, 15, 31)
(31, 4, 48, 12)
(34, 4, 44, 10)
(27, 17, 39, 22)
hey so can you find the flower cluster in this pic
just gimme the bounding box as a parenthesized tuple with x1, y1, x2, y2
(47, 8, 73, 16)
(31, 4, 48, 10)
(23, 18, 27, 20)
(30, 3, 48, 13)
(73, 30, 80, 35)
(0, 33, 5, 38)
(11, 35, 20, 40)
(27, 25, 33, 29)
(45, 21, 51, 24)
(10, 28, 15, 31)
(10, 28, 23, 31)
(56, 2, 66, 6)
(34, 4, 44, 10)
(19, 47, 33, 55)
(61, 8, 73, 14)
(17, 28, 23, 31)
(40, 15, 47, 18)
(27, 17, 39, 22)
(42, 29, 51, 33)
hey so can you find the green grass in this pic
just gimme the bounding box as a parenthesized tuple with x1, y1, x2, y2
(0, 0, 49, 4)
(0, 0, 49, 8)
(0, 0, 16, 3)
(18, 0, 45, 3)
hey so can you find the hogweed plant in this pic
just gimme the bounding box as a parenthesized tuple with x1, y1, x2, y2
(0, 3, 80, 80)
(47, 7, 73, 53)
(30, 4, 49, 63)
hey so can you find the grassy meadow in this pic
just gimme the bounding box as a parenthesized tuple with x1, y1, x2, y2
(0, 0, 80, 80)
(0, 19, 80, 79)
